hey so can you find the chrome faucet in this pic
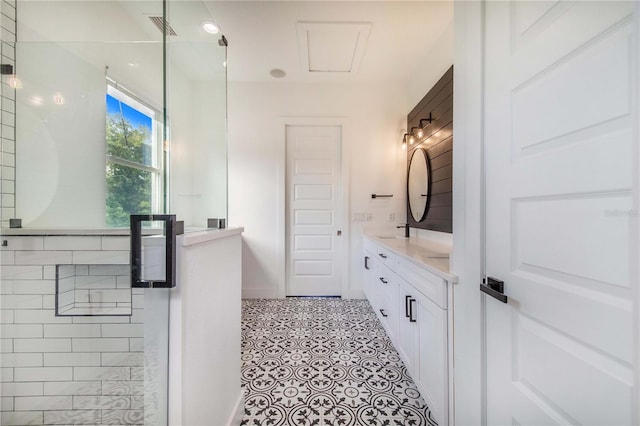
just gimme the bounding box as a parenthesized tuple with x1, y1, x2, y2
(396, 223, 410, 238)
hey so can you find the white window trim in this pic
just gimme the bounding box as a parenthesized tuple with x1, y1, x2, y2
(106, 80, 164, 218)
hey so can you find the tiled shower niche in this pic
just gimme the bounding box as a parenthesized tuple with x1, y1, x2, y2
(56, 265, 132, 316)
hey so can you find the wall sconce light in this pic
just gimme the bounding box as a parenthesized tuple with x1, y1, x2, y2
(401, 133, 408, 150)
(418, 112, 434, 137)
(410, 127, 419, 144)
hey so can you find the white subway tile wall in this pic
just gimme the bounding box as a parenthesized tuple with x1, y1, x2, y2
(0, 234, 147, 425)
(0, 0, 16, 228)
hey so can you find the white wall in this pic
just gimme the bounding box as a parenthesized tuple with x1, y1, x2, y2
(407, 20, 454, 108)
(229, 82, 408, 299)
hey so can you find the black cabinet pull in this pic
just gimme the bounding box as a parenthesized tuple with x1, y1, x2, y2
(378, 253, 387, 259)
(480, 277, 508, 303)
(364, 256, 370, 270)
(379, 277, 388, 284)
(405, 295, 411, 318)
(409, 298, 417, 322)
(379, 309, 388, 318)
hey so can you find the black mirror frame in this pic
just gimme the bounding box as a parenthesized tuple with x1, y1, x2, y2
(407, 147, 431, 223)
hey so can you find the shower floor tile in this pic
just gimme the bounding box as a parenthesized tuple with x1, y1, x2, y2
(241, 298, 437, 426)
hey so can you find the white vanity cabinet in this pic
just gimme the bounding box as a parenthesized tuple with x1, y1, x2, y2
(362, 235, 454, 426)
(396, 277, 418, 374)
(363, 242, 398, 339)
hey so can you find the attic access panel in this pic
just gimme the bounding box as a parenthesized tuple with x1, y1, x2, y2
(296, 22, 371, 74)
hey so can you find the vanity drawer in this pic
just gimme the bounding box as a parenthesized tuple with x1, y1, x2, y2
(397, 257, 447, 309)
(375, 262, 395, 291)
(363, 237, 396, 267)
(373, 245, 395, 268)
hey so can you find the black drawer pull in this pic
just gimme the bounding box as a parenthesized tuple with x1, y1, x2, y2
(364, 256, 370, 270)
(379, 309, 388, 318)
(379, 277, 388, 284)
(378, 253, 387, 259)
(409, 298, 417, 323)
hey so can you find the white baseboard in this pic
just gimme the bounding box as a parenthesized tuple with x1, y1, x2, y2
(227, 390, 245, 426)
(242, 288, 279, 299)
(242, 288, 365, 299)
(342, 289, 366, 299)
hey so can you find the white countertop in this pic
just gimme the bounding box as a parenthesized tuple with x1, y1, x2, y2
(1, 227, 138, 236)
(0, 227, 244, 246)
(180, 227, 244, 247)
(364, 233, 457, 283)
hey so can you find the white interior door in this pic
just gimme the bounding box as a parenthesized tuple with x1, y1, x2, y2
(286, 125, 342, 296)
(484, 2, 638, 425)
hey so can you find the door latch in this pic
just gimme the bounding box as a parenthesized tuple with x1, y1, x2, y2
(480, 276, 508, 303)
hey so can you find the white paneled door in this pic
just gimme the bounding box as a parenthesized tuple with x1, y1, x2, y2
(484, 2, 638, 425)
(286, 125, 342, 296)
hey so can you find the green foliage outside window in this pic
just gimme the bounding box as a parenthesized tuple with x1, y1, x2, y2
(105, 115, 153, 227)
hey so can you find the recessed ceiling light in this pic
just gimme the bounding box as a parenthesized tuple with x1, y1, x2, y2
(202, 21, 219, 34)
(269, 69, 286, 78)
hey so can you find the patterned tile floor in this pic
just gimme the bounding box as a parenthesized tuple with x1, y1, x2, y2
(241, 298, 437, 426)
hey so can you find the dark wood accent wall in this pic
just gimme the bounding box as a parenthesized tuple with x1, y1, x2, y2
(407, 66, 453, 233)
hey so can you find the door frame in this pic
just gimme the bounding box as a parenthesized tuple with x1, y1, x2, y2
(277, 117, 351, 299)
(451, 1, 486, 424)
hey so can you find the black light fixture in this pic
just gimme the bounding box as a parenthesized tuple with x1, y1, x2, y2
(419, 113, 433, 128)
(401, 133, 409, 150)
(418, 112, 434, 138)
(410, 127, 419, 143)
(402, 112, 435, 150)
(409, 128, 417, 145)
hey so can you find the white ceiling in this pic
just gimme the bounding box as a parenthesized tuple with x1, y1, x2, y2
(203, 1, 453, 83)
(16, 1, 453, 85)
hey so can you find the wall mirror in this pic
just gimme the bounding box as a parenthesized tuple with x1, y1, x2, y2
(407, 148, 430, 222)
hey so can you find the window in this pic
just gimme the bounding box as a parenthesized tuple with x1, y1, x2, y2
(105, 83, 163, 227)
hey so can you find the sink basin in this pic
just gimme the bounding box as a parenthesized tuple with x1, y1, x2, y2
(376, 235, 408, 240)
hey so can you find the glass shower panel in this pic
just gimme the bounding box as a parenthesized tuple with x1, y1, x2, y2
(0, 1, 170, 425)
(165, 1, 228, 228)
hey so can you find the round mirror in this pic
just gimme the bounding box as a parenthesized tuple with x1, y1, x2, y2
(408, 148, 430, 222)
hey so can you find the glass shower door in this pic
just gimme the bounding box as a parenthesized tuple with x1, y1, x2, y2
(0, 1, 171, 424)
(0, 0, 228, 423)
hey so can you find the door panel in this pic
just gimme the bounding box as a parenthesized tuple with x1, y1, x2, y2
(484, 2, 638, 425)
(286, 125, 342, 296)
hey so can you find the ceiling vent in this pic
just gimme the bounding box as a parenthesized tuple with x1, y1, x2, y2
(296, 21, 371, 74)
(148, 16, 177, 36)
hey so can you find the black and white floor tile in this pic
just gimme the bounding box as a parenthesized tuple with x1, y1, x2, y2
(241, 298, 437, 426)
